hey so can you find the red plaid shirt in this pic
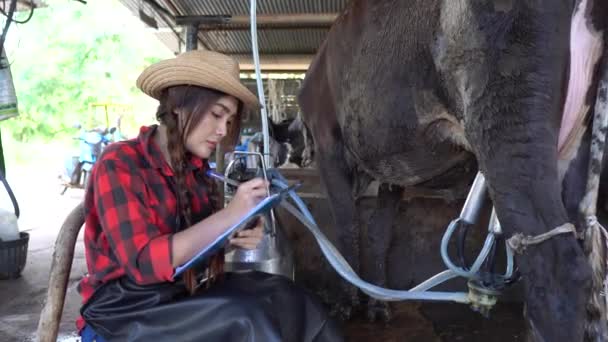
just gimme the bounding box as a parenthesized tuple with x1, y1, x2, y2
(76, 125, 213, 331)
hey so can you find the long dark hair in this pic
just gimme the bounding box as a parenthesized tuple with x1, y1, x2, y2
(156, 85, 243, 294)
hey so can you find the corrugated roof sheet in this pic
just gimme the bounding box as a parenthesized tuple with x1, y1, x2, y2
(118, 0, 347, 57)
(199, 28, 328, 55)
(120, 0, 170, 30)
(170, 0, 348, 16)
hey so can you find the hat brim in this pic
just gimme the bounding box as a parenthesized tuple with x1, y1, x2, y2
(136, 58, 261, 111)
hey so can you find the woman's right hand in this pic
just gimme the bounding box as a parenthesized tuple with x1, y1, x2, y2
(225, 178, 269, 219)
(171, 178, 270, 268)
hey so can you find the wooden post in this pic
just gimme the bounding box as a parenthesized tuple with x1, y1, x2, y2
(36, 202, 85, 342)
(216, 145, 225, 207)
(185, 23, 198, 51)
(174, 13, 339, 29)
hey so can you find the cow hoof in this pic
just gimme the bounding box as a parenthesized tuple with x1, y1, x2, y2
(366, 298, 392, 323)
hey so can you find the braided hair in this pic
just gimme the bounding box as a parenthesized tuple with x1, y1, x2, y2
(156, 85, 243, 294)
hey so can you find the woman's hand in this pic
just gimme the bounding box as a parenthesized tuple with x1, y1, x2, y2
(225, 177, 269, 218)
(229, 217, 265, 249)
(172, 179, 269, 267)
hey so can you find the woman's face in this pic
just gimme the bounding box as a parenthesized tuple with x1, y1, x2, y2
(184, 95, 239, 159)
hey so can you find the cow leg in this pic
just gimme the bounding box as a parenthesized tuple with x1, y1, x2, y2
(433, 2, 595, 340)
(314, 132, 361, 320)
(560, 122, 608, 340)
(466, 99, 593, 340)
(364, 183, 403, 323)
(301, 122, 314, 167)
(468, 120, 592, 342)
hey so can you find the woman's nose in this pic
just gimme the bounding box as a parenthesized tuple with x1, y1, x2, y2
(216, 121, 227, 137)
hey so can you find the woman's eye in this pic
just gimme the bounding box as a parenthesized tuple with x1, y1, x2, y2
(212, 112, 222, 119)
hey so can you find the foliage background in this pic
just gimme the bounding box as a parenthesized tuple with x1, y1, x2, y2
(1, 0, 173, 172)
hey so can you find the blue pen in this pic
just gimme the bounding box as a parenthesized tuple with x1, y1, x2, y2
(206, 169, 241, 187)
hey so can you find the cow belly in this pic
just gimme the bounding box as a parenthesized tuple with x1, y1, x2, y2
(558, 0, 604, 160)
(344, 134, 471, 187)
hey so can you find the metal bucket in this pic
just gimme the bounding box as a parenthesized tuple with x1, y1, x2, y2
(224, 212, 294, 280)
(222, 151, 295, 280)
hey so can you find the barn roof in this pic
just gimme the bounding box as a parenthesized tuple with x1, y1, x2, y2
(117, 0, 349, 71)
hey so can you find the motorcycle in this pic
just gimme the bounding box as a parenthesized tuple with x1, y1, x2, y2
(59, 124, 119, 195)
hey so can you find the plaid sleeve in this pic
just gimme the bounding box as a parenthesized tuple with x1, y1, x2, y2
(93, 159, 174, 284)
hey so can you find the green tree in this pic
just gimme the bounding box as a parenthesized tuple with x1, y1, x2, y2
(3, 0, 173, 141)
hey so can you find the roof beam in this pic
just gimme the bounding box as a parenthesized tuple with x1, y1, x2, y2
(234, 54, 313, 71)
(174, 13, 338, 30)
(159, 0, 179, 16)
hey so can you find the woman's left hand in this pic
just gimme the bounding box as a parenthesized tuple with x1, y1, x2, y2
(229, 217, 265, 250)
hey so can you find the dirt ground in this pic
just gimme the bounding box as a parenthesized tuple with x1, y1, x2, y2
(343, 301, 525, 342)
(0, 167, 526, 341)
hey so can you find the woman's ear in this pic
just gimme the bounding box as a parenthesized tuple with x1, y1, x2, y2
(174, 110, 190, 132)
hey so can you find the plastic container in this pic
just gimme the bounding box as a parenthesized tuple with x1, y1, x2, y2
(0, 231, 28, 279)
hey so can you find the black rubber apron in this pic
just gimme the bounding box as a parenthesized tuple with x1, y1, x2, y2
(81, 271, 343, 342)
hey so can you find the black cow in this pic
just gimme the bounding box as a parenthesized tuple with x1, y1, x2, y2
(298, 1, 608, 341)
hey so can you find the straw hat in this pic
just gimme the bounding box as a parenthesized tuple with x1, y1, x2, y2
(136, 50, 260, 110)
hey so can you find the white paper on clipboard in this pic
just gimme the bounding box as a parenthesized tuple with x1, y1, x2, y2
(173, 183, 301, 278)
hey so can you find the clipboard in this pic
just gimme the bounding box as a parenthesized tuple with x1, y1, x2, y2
(173, 182, 301, 278)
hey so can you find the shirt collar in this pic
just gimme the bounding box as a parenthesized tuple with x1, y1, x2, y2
(138, 124, 206, 176)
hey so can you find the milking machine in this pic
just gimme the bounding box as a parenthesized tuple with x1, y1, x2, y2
(217, 149, 515, 315)
(213, 0, 520, 317)
(439, 173, 518, 316)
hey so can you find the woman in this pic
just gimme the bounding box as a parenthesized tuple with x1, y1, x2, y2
(77, 50, 342, 342)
